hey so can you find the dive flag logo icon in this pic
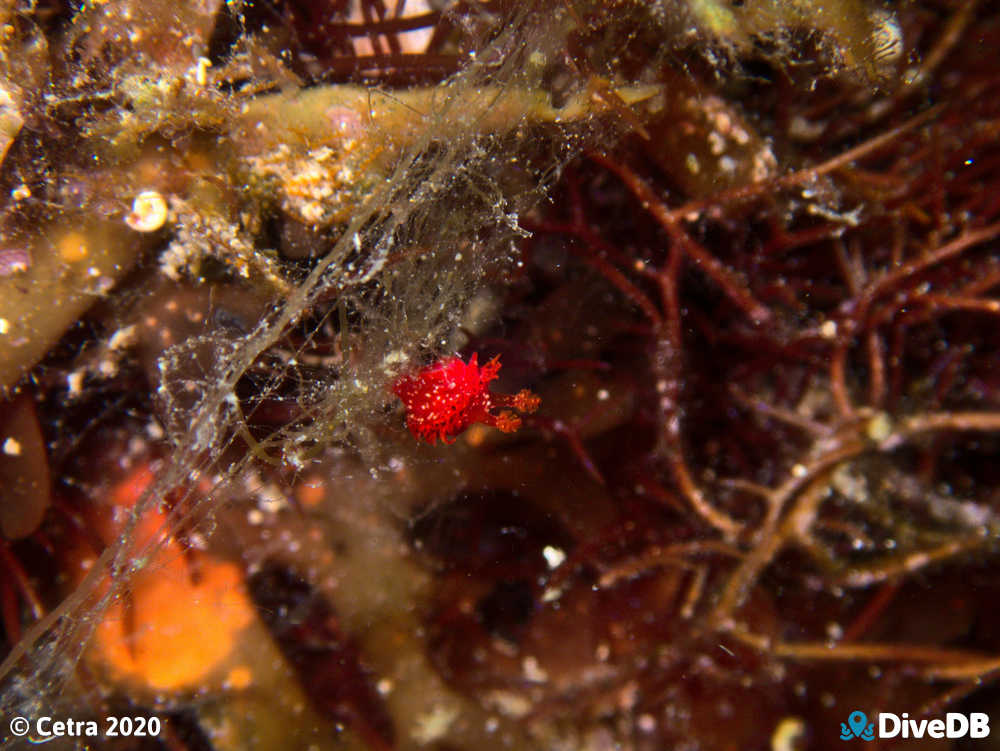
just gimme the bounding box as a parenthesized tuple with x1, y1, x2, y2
(841, 711, 875, 741)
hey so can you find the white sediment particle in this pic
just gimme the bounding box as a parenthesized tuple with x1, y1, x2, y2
(126, 190, 169, 232)
(194, 56, 211, 86)
(708, 131, 726, 155)
(67, 370, 84, 395)
(412, 705, 460, 744)
(522, 655, 548, 683)
(542, 545, 566, 568)
(108, 325, 137, 350)
(3, 437, 21, 456)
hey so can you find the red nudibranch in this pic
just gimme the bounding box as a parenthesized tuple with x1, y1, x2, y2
(392, 354, 540, 444)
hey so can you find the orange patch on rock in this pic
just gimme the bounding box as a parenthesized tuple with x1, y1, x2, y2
(93, 555, 255, 692)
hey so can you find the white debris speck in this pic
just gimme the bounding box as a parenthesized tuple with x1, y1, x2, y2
(126, 190, 169, 232)
(542, 545, 566, 569)
(67, 370, 85, 395)
(771, 716, 807, 751)
(108, 325, 137, 350)
(541, 586, 563, 602)
(522, 655, 548, 683)
(412, 705, 459, 744)
(382, 350, 409, 368)
(484, 691, 532, 718)
(708, 131, 726, 155)
(257, 484, 287, 513)
(0, 318, 8, 335)
(194, 56, 211, 86)
(638, 714, 657, 733)
(866, 412, 893, 442)
(3, 437, 22, 456)
(788, 115, 826, 142)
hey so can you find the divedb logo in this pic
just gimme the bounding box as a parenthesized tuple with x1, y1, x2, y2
(840, 710, 990, 741)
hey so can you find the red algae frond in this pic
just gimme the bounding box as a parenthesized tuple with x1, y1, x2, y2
(392, 354, 539, 444)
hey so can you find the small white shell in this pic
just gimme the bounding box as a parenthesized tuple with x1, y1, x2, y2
(126, 190, 168, 232)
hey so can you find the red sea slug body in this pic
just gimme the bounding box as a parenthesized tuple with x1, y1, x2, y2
(393, 354, 540, 444)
